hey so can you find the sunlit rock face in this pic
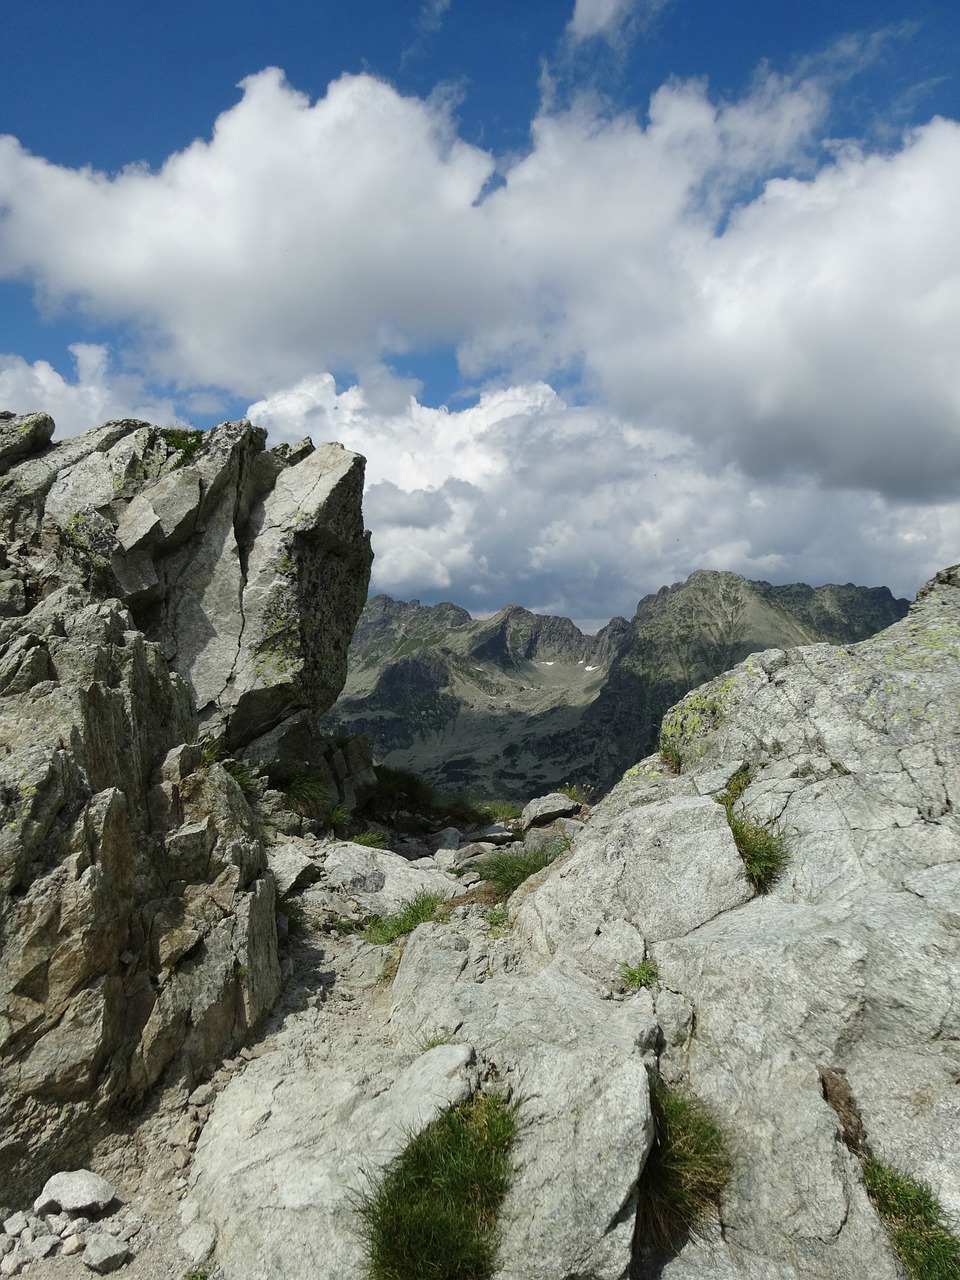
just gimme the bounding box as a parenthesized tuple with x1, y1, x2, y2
(188, 566, 959, 1280)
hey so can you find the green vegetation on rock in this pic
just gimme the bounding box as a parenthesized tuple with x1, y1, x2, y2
(366, 891, 450, 945)
(636, 1079, 732, 1255)
(620, 959, 659, 990)
(222, 757, 257, 796)
(716, 765, 788, 893)
(862, 1156, 960, 1280)
(476, 839, 569, 900)
(161, 426, 204, 468)
(659, 680, 735, 773)
(282, 772, 334, 819)
(358, 1092, 517, 1280)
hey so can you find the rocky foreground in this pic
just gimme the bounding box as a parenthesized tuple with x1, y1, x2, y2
(0, 411, 958, 1279)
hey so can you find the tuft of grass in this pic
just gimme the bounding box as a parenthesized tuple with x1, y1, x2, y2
(327, 802, 352, 834)
(716, 765, 788, 893)
(636, 1079, 732, 1255)
(725, 814, 788, 893)
(373, 765, 439, 816)
(198, 737, 222, 767)
(862, 1156, 960, 1280)
(182, 1270, 209, 1280)
(327, 915, 365, 936)
(477, 839, 569, 901)
(485, 905, 510, 935)
(658, 738, 683, 774)
(620, 959, 659, 991)
(283, 772, 334, 819)
(447, 795, 523, 824)
(357, 1093, 517, 1280)
(353, 830, 388, 849)
(415, 1032, 453, 1053)
(366, 891, 449, 946)
(558, 782, 590, 804)
(161, 426, 204, 468)
(718, 764, 751, 806)
(280, 897, 308, 935)
(222, 757, 257, 796)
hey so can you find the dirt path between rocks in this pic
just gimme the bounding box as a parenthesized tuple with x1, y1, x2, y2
(5, 922, 387, 1280)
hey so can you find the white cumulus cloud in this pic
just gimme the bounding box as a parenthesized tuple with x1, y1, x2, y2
(566, 0, 668, 45)
(0, 344, 176, 436)
(249, 376, 952, 619)
(1, 60, 959, 614)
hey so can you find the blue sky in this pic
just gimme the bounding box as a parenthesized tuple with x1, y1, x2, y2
(2, 0, 959, 625)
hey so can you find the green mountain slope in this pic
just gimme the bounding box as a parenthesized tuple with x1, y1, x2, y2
(325, 571, 910, 798)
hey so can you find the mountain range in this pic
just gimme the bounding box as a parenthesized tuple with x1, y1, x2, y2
(325, 570, 910, 797)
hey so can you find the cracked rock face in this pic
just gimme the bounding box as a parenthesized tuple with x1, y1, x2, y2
(191, 565, 956, 1280)
(0, 415, 372, 748)
(513, 563, 960, 1278)
(0, 414, 371, 1211)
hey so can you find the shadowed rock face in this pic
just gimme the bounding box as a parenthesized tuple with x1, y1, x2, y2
(0, 413, 372, 1210)
(327, 573, 909, 798)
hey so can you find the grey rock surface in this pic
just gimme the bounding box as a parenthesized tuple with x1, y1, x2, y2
(0, 413, 371, 1211)
(0, 412, 55, 475)
(520, 791, 580, 828)
(190, 563, 959, 1280)
(81, 1233, 128, 1273)
(33, 1170, 116, 1215)
(304, 840, 461, 916)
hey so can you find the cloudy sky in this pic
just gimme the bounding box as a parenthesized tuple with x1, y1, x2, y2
(2, 0, 959, 626)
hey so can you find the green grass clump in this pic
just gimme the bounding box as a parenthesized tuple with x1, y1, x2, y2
(636, 1080, 731, 1255)
(197, 737, 222, 767)
(283, 772, 334, 819)
(477, 840, 569, 900)
(446, 795, 523, 824)
(725, 814, 788, 893)
(353, 830, 388, 849)
(718, 764, 751, 806)
(658, 738, 683, 774)
(161, 426, 204, 468)
(620, 960, 659, 990)
(716, 765, 788, 893)
(862, 1156, 960, 1279)
(280, 897, 308, 935)
(222, 757, 257, 796)
(358, 1093, 517, 1280)
(366, 891, 449, 945)
(558, 782, 590, 804)
(327, 802, 352, 833)
(485, 905, 510, 934)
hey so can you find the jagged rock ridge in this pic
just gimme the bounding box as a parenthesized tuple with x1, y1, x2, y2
(327, 572, 909, 797)
(0, 412, 372, 1210)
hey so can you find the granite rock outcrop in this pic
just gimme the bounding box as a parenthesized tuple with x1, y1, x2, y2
(0, 412, 372, 1211)
(186, 564, 958, 1279)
